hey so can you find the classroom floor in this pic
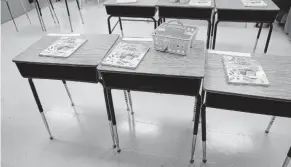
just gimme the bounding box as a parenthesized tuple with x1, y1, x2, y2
(1, 1, 291, 167)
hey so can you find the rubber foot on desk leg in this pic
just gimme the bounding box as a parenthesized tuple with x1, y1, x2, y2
(127, 108, 130, 111)
(50, 136, 54, 140)
(117, 149, 121, 153)
(265, 130, 269, 134)
(190, 160, 194, 163)
(131, 112, 134, 115)
(113, 145, 116, 148)
(203, 160, 207, 163)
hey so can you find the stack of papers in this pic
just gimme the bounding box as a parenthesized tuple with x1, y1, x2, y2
(101, 41, 149, 69)
(222, 56, 269, 86)
(241, 0, 267, 7)
(39, 37, 87, 58)
(189, 0, 211, 7)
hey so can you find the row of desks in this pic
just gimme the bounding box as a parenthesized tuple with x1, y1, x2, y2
(105, 0, 279, 52)
(13, 34, 291, 166)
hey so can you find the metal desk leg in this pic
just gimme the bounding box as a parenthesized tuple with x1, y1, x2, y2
(264, 23, 273, 54)
(107, 15, 113, 34)
(28, 79, 53, 140)
(19, 0, 31, 24)
(34, 0, 44, 31)
(35, 0, 46, 31)
(118, 17, 124, 36)
(127, 90, 134, 115)
(265, 116, 276, 133)
(206, 20, 211, 49)
(253, 23, 263, 53)
(75, 0, 84, 24)
(46, 0, 56, 23)
(201, 91, 207, 163)
(282, 147, 291, 167)
(190, 94, 202, 163)
(62, 81, 75, 106)
(151, 17, 157, 29)
(5, 0, 18, 32)
(123, 91, 130, 111)
(64, 0, 73, 32)
(48, 0, 60, 23)
(212, 20, 219, 49)
(106, 88, 121, 152)
(103, 88, 116, 148)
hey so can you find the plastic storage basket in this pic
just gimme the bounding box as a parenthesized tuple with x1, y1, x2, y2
(152, 20, 198, 56)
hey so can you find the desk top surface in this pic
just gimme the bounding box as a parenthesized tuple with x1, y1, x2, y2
(98, 39, 205, 78)
(215, 0, 279, 11)
(204, 53, 291, 102)
(13, 34, 119, 67)
(157, 0, 215, 8)
(104, 0, 158, 7)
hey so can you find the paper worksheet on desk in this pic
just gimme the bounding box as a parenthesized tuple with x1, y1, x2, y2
(101, 41, 149, 69)
(241, 0, 268, 7)
(39, 37, 87, 58)
(189, 0, 211, 7)
(222, 56, 270, 86)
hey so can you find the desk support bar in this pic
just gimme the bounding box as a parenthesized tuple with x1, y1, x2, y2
(19, 0, 31, 24)
(106, 88, 121, 152)
(5, 0, 18, 32)
(48, 0, 59, 23)
(28, 79, 53, 140)
(103, 88, 117, 148)
(123, 91, 130, 111)
(190, 80, 204, 163)
(64, 0, 73, 32)
(253, 23, 263, 53)
(62, 80, 75, 106)
(265, 116, 276, 133)
(282, 147, 291, 167)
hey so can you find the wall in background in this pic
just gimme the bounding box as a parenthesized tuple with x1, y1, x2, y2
(1, 0, 48, 24)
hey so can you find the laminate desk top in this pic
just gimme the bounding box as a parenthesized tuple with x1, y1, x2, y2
(104, 0, 158, 7)
(13, 34, 119, 83)
(157, 0, 215, 9)
(204, 53, 291, 102)
(98, 40, 205, 79)
(13, 34, 119, 67)
(215, 0, 279, 11)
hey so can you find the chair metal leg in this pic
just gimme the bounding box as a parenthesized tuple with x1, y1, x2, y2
(103, 88, 116, 148)
(264, 23, 273, 54)
(46, 0, 56, 23)
(192, 98, 197, 121)
(123, 90, 130, 111)
(206, 20, 211, 49)
(118, 17, 124, 36)
(75, 0, 84, 24)
(265, 116, 276, 133)
(5, 0, 18, 32)
(62, 81, 75, 106)
(19, 0, 31, 24)
(64, 0, 73, 32)
(48, 0, 60, 23)
(151, 17, 157, 29)
(253, 23, 263, 53)
(28, 79, 53, 140)
(106, 88, 121, 152)
(127, 90, 134, 115)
